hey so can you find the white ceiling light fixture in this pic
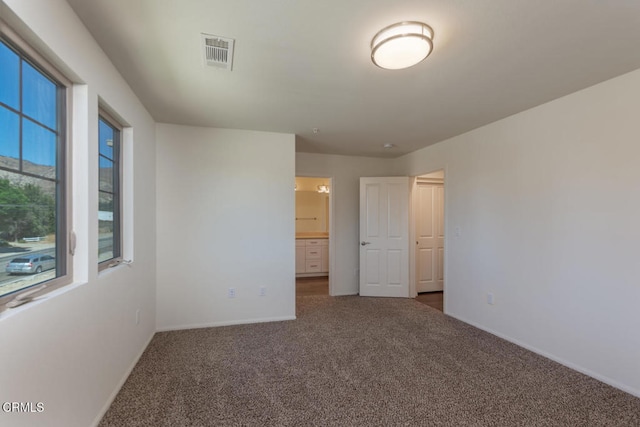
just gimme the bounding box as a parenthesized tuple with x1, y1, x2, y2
(371, 21, 434, 70)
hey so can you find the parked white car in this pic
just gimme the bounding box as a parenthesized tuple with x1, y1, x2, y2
(6, 254, 55, 274)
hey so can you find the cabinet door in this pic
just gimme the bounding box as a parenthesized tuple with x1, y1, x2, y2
(321, 245, 329, 272)
(295, 246, 306, 274)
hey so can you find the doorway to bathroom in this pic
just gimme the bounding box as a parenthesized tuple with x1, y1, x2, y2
(295, 176, 332, 296)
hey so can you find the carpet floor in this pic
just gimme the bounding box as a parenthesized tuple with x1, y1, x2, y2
(99, 296, 640, 426)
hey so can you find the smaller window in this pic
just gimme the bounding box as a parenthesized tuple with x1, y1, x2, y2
(98, 110, 122, 268)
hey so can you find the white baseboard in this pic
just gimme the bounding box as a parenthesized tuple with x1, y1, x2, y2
(157, 315, 297, 332)
(91, 331, 155, 427)
(447, 311, 640, 399)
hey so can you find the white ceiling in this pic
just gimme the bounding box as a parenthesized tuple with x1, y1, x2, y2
(65, 0, 640, 158)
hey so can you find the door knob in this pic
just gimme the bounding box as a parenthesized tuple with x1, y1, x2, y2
(361, 241, 371, 246)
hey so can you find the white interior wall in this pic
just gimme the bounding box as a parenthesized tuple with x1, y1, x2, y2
(296, 153, 396, 295)
(156, 124, 296, 330)
(394, 68, 640, 397)
(0, 1, 157, 427)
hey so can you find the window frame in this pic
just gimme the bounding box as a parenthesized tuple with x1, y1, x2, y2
(0, 20, 73, 310)
(97, 108, 123, 271)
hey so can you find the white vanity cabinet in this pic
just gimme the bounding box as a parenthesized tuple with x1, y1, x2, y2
(295, 238, 329, 277)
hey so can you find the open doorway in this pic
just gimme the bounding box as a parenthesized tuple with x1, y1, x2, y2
(295, 176, 331, 296)
(412, 170, 445, 312)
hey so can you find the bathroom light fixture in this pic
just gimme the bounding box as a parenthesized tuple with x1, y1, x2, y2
(371, 21, 434, 70)
(317, 184, 330, 194)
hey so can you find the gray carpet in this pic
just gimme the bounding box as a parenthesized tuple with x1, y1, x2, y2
(99, 296, 640, 426)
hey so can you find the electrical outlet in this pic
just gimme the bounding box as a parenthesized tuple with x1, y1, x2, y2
(259, 286, 266, 296)
(228, 288, 236, 298)
(487, 293, 494, 305)
(135, 309, 140, 325)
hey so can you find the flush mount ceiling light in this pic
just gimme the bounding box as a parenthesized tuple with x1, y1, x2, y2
(371, 21, 434, 70)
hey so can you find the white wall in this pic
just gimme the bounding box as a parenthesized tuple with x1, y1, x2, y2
(394, 68, 640, 397)
(156, 124, 296, 330)
(0, 1, 157, 427)
(296, 153, 395, 295)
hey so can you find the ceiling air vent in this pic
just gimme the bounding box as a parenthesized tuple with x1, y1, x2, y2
(201, 33, 235, 70)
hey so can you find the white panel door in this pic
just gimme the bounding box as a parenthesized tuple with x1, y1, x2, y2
(416, 182, 444, 292)
(360, 177, 410, 297)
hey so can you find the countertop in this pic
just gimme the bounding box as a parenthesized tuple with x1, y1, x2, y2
(295, 232, 329, 239)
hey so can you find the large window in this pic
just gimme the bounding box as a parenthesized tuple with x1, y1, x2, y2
(0, 32, 69, 305)
(98, 112, 121, 267)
